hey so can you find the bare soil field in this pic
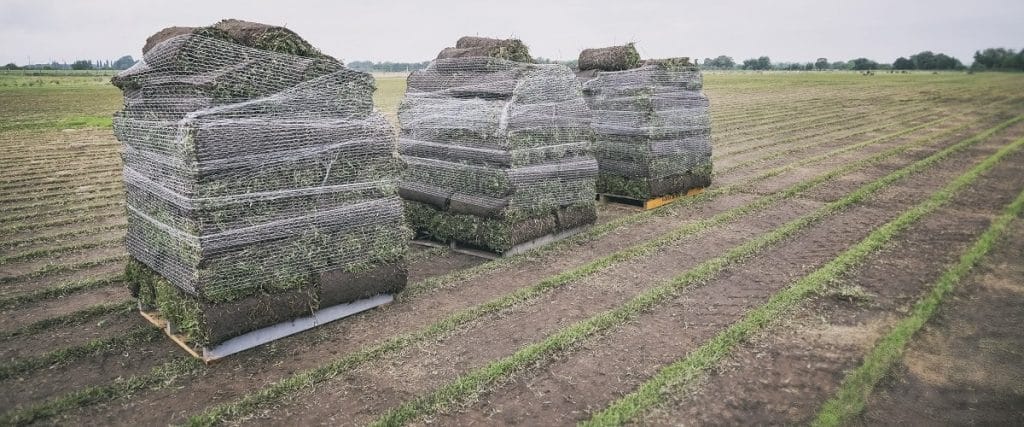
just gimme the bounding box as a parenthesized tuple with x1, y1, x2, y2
(1, 71, 1022, 426)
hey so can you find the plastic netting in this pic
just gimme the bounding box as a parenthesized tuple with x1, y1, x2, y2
(113, 33, 408, 304)
(398, 56, 598, 253)
(578, 60, 712, 200)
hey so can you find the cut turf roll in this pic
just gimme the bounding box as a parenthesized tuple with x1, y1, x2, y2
(578, 47, 712, 200)
(398, 38, 597, 254)
(578, 43, 641, 72)
(113, 20, 409, 348)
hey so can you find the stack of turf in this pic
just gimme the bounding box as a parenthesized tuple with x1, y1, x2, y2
(577, 44, 712, 200)
(398, 36, 597, 254)
(112, 19, 409, 347)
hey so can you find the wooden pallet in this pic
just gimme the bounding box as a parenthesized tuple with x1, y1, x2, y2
(138, 294, 393, 363)
(599, 187, 705, 210)
(413, 226, 588, 260)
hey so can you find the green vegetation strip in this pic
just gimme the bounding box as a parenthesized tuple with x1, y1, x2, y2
(1, 194, 124, 218)
(0, 357, 202, 426)
(812, 186, 1024, 426)
(2, 108, 981, 425)
(583, 136, 1024, 426)
(717, 109, 936, 175)
(0, 211, 122, 234)
(0, 275, 126, 310)
(0, 326, 161, 381)
(0, 238, 123, 265)
(0, 300, 134, 341)
(0, 255, 126, 286)
(368, 118, 1022, 427)
(401, 108, 966, 301)
(230, 117, 1019, 427)
(715, 105, 929, 159)
(0, 224, 126, 252)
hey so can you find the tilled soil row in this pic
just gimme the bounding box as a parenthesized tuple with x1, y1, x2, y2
(305, 119, 1024, 426)
(857, 222, 1024, 426)
(635, 147, 1024, 426)
(6, 105, 983, 421)
(0, 101, 987, 421)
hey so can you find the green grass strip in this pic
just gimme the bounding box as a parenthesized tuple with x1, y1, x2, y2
(0, 238, 123, 265)
(0, 274, 125, 310)
(371, 120, 1022, 427)
(187, 115, 1013, 427)
(400, 110, 962, 301)
(0, 326, 161, 381)
(0, 224, 126, 252)
(0, 300, 134, 341)
(3, 110, 984, 426)
(0, 357, 202, 426)
(812, 186, 1024, 426)
(583, 137, 1024, 426)
(0, 255, 125, 286)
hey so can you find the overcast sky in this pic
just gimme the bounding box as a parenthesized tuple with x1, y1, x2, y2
(1, 0, 1021, 65)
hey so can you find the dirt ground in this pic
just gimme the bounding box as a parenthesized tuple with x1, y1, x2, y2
(2, 72, 1023, 426)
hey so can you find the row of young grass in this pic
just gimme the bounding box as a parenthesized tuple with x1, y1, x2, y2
(0, 151, 121, 175)
(0, 356, 202, 425)
(0, 189, 124, 216)
(0, 210, 122, 235)
(708, 85, 937, 130)
(712, 105, 926, 158)
(0, 182, 122, 205)
(0, 274, 126, 310)
(713, 109, 868, 148)
(191, 112, 1008, 426)
(584, 134, 1024, 427)
(0, 105, 970, 424)
(715, 109, 940, 176)
(0, 151, 120, 173)
(0, 237, 123, 266)
(0, 102, 940, 313)
(0, 254, 125, 287)
(811, 184, 1024, 426)
(0, 326, 161, 382)
(363, 117, 1023, 427)
(399, 108, 972, 303)
(0, 164, 122, 188)
(0, 300, 134, 341)
(0, 224, 126, 253)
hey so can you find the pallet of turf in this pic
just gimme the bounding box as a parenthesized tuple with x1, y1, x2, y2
(577, 44, 712, 207)
(398, 36, 598, 257)
(112, 19, 409, 361)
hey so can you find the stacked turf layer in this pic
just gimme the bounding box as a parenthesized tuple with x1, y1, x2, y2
(112, 20, 409, 346)
(578, 47, 712, 200)
(398, 38, 598, 253)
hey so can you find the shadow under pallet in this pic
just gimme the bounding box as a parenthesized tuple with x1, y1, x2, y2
(412, 225, 588, 260)
(598, 187, 705, 210)
(138, 294, 393, 363)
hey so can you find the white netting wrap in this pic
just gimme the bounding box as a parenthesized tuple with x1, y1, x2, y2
(113, 33, 408, 303)
(398, 55, 598, 253)
(578, 60, 712, 199)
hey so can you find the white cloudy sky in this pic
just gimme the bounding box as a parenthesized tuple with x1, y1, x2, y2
(1, 0, 1021, 65)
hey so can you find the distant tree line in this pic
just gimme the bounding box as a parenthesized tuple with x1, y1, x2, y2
(970, 48, 1024, 71)
(4, 55, 136, 71)
(699, 48, 1022, 72)
(701, 55, 882, 71)
(892, 51, 964, 70)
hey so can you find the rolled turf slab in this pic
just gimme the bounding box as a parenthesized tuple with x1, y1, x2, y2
(578, 48, 712, 200)
(398, 38, 596, 254)
(578, 43, 641, 72)
(113, 20, 409, 347)
(142, 19, 328, 59)
(436, 36, 533, 63)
